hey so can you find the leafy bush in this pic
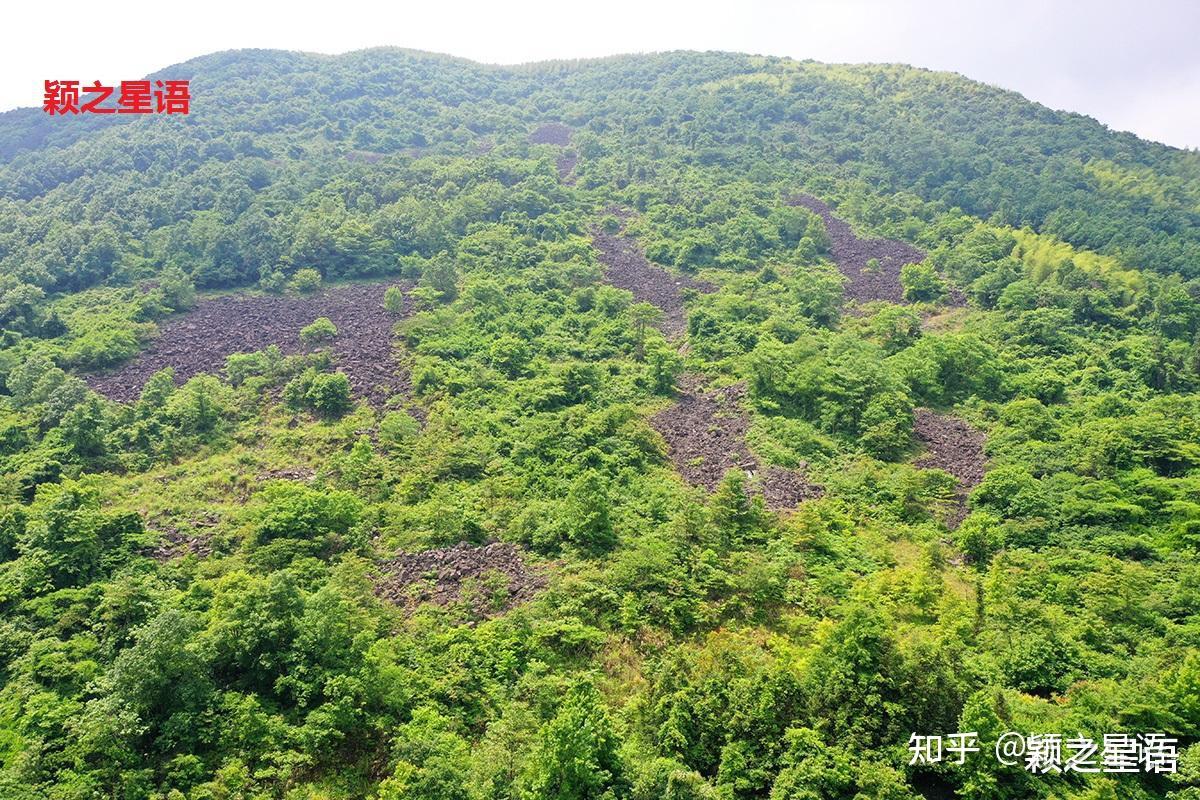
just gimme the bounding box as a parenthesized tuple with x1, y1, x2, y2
(283, 368, 353, 418)
(289, 268, 323, 294)
(383, 285, 405, 314)
(299, 316, 337, 347)
(899, 261, 946, 302)
(247, 480, 363, 545)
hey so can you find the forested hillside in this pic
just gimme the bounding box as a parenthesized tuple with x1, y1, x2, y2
(0, 48, 1199, 799)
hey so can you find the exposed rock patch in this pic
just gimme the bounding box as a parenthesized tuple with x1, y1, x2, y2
(652, 376, 754, 491)
(913, 408, 986, 527)
(557, 151, 579, 183)
(527, 123, 578, 182)
(529, 122, 573, 146)
(256, 467, 316, 483)
(787, 194, 926, 305)
(144, 511, 220, 561)
(758, 465, 825, 509)
(651, 375, 821, 510)
(591, 224, 710, 337)
(373, 542, 546, 617)
(85, 281, 413, 406)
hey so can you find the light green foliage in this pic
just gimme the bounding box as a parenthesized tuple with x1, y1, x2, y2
(259, 268, 288, 294)
(900, 261, 946, 302)
(157, 265, 197, 311)
(524, 683, 628, 800)
(299, 316, 338, 347)
(289, 268, 323, 294)
(383, 285, 405, 314)
(563, 471, 616, 555)
(418, 253, 459, 303)
(283, 369, 353, 418)
(247, 481, 363, 545)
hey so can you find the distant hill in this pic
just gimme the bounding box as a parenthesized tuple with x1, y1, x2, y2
(1, 48, 1198, 287)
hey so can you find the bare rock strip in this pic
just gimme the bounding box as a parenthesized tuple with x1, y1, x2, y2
(374, 541, 546, 617)
(651, 375, 822, 510)
(529, 123, 573, 146)
(787, 194, 926, 305)
(85, 281, 413, 406)
(529, 122, 578, 183)
(652, 376, 754, 491)
(592, 224, 711, 338)
(913, 408, 987, 528)
(556, 152, 579, 184)
(759, 465, 824, 510)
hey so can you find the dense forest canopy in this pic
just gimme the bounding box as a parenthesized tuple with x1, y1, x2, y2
(0, 47, 1198, 800)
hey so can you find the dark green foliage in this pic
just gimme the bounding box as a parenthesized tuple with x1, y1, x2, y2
(283, 369, 354, 418)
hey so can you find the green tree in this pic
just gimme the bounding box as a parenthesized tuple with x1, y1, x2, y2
(384, 285, 406, 314)
(628, 303, 663, 361)
(804, 606, 907, 747)
(19, 479, 104, 589)
(284, 369, 354, 418)
(710, 470, 765, 548)
(247, 480, 363, 545)
(420, 252, 459, 303)
(524, 683, 628, 800)
(565, 471, 617, 554)
(158, 264, 197, 311)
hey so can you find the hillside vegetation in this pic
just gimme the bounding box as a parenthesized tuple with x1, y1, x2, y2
(0, 48, 1198, 800)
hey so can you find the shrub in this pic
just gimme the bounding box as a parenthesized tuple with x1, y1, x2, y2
(379, 411, 421, 451)
(284, 369, 353, 419)
(299, 317, 337, 347)
(158, 265, 196, 311)
(259, 268, 287, 294)
(247, 481, 362, 544)
(383, 285, 405, 314)
(900, 261, 946, 302)
(289, 268, 322, 294)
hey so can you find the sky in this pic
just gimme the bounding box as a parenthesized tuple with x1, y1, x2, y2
(4, 0, 1198, 149)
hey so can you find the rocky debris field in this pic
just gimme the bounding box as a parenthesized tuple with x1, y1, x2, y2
(788, 194, 926, 305)
(652, 376, 754, 490)
(759, 465, 824, 509)
(913, 408, 987, 527)
(557, 151, 578, 183)
(527, 123, 577, 183)
(591, 226, 710, 337)
(528, 122, 573, 146)
(86, 281, 412, 406)
(651, 375, 821, 510)
(255, 467, 316, 483)
(144, 511, 220, 561)
(373, 541, 546, 618)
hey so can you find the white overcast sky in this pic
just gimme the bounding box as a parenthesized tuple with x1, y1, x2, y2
(3, 0, 1198, 149)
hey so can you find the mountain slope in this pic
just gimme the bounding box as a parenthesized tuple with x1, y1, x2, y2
(0, 48, 1198, 800)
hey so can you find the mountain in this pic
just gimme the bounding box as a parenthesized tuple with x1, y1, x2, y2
(0, 48, 1198, 799)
